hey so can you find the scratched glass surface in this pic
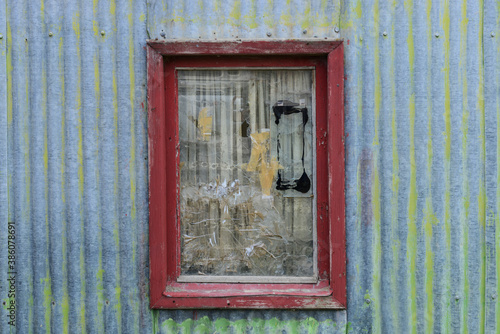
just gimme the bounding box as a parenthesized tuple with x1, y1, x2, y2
(178, 69, 315, 278)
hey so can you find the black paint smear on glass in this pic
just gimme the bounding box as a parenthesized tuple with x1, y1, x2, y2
(273, 100, 311, 194)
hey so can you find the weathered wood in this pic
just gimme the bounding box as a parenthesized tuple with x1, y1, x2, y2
(148, 40, 345, 309)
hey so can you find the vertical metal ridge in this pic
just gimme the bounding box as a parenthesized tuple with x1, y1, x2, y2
(412, 1, 434, 332)
(97, 0, 121, 332)
(45, 0, 67, 331)
(115, 0, 139, 332)
(28, 0, 51, 331)
(9, 0, 33, 331)
(393, 1, 411, 331)
(352, 0, 379, 331)
(464, 0, 486, 332)
(428, 0, 448, 331)
(340, 0, 362, 332)
(62, 0, 86, 331)
(370, 0, 382, 332)
(483, 0, 499, 331)
(130, 1, 150, 331)
(377, 0, 398, 332)
(0, 0, 9, 331)
(80, 0, 102, 332)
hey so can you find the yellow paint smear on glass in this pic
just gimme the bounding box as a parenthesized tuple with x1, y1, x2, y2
(247, 132, 270, 172)
(259, 157, 282, 196)
(246, 132, 282, 196)
(197, 107, 213, 141)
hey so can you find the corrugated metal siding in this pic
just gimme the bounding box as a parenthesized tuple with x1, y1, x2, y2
(3, 0, 151, 332)
(484, 0, 500, 332)
(2, 0, 500, 333)
(341, 0, 491, 332)
(146, 0, 342, 40)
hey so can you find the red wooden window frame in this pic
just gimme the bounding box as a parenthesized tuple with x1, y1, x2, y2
(147, 40, 345, 309)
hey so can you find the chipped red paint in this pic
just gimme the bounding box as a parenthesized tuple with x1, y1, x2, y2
(148, 44, 168, 308)
(148, 40, 345, 309)
(147, 40, 342, 56)
(328, 43, 346, 306)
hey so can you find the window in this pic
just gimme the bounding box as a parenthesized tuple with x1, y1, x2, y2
(148, 41, 345, 309)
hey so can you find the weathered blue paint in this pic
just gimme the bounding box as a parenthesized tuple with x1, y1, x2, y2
(1, 0, 499, 332)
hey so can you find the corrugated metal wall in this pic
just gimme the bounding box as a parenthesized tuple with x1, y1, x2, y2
(1, 0, 499, 332)
(2, 0, 151, 332)
(342, 0, 492, 332)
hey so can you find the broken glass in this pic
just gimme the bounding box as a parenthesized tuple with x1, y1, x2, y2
(178, 69, 315, 280)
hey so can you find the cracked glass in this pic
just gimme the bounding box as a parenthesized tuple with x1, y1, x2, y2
(177, 69, 316, 281)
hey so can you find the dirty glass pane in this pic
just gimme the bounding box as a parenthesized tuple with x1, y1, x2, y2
(178, 69, 315, 279)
